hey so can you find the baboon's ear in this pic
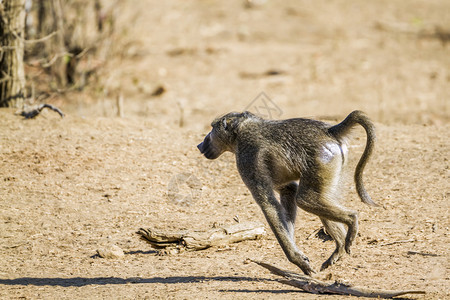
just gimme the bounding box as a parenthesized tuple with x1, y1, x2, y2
(216, 112, 245, 132)
(222, 118, 228, 130)
(223, 116, 239, 132)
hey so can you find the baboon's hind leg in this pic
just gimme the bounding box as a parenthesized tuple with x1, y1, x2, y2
(296, 180, 358, 257)
(320, 218, 347, 270)
(296, 143, 359, 260)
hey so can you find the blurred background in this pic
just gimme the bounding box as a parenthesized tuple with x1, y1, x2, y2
(13, 0, 450, 127)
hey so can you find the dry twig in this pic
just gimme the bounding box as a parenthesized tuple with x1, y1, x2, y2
(407, 251, 440, 257)
(252, 260, 425, 298)
(380, 239, 415, 246)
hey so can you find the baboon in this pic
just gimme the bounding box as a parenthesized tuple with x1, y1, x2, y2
(197, 110, 376, 275)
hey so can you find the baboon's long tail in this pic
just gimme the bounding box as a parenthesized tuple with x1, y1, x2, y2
(328, 110, 377, 206)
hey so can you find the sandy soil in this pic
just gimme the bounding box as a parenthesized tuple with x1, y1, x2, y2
(1, 0, 449, 299)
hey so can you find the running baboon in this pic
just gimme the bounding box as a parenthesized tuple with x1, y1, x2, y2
(197, 110, 376, 275)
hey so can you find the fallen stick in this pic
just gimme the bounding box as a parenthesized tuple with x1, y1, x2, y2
(252, 260, 425, 298)
(19, 104, 65, 119)
(380, 239, 415, 246)
(138, 222, 266, 251)
(407, 250, 440, 257)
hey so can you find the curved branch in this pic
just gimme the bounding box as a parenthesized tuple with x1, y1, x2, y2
(252, 260, 425, 298)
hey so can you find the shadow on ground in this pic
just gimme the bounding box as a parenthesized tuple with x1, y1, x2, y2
(0, 276, 276, 287)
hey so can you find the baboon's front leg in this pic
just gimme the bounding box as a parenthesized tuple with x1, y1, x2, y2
(278, 182, 298, 240)
(250, 186, 315, 275)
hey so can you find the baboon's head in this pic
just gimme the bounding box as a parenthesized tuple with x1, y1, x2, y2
(197, 111, 255, 159)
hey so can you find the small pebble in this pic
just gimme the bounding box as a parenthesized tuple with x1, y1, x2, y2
(97, 245, 125, 259)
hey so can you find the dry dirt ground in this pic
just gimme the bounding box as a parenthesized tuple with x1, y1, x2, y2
(1, 0, 449, 299)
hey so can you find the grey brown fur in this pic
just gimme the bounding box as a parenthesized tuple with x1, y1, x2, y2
(197, 110, 376, 275)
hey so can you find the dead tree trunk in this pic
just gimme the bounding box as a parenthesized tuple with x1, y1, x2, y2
(50, 0, 67, 87)
(0, 0, 26, 108)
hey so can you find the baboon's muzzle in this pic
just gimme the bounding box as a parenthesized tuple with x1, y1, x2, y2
(197, 133, 219, 159)
(197, 141, 205, 153)
(197, 132, 209, 153)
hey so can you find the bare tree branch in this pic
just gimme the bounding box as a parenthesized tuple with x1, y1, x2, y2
(23, 31, 57, 44)
(138, 222, 266, 251)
